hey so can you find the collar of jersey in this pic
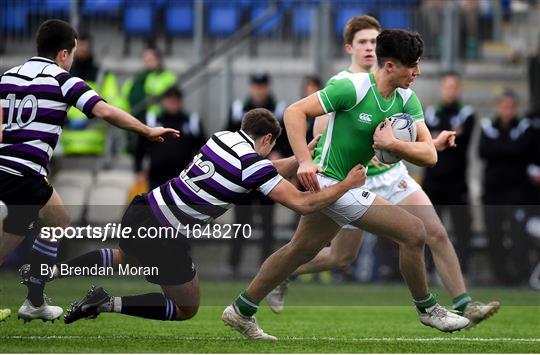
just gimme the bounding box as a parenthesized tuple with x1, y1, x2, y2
(238, 129, 256, 149)
(29, 56, 55, 64)
(369, 72, 396, 113)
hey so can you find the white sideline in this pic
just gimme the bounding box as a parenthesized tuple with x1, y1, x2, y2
(1, 335, 539, 343)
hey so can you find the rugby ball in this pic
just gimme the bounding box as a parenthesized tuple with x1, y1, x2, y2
(374, 113, 417, 164)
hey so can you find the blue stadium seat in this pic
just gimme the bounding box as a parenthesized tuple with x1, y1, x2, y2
(379, 8, 410, 29)
(165, 3, 193, 35)
(1, 4, 28, 33)
(334, 7, 367, 36)
(124, 3, 154, 35)
(292, 6, 314, 36)
(251, 5, 281, 34)
(207, 6, 239, 36)
(43, 0, 71, 15)
(81, 0, 124, 17)
(385, 0, 417, 5)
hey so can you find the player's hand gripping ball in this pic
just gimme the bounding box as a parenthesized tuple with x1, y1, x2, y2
(374, 113, 417, 164)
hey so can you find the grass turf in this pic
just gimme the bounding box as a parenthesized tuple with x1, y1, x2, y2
(0, 273, 539, 353)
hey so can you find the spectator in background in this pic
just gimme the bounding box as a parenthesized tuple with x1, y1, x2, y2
(460, 0, 480, 59)
(423, 71, 475, 274)
(528, 48, 540, 118)
(479, 89, 540, 285)
(120, 47, 177, 156)
(135, 87, 205, 190)
(225, 72, 286, 278)
(420, 0, 479, 59)
(302, 75, 322, 143)
(420, 0, 445, 58)
(227, 72, 287, 156)
(61, 33, 120, 156)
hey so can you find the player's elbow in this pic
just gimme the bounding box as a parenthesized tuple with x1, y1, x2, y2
(416, 147, 437, 167)
(93, 102, 115, 120)
(296, 197, 317, 215)
(426, 150, 438, 167)
(284, 104, 304, 125)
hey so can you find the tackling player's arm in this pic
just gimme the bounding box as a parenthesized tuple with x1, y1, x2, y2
(373, 120, 437, 167)
(92, 101, 180, 143)
(268, 163, 366, 215)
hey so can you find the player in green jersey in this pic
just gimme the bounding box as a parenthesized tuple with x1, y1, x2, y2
(267, 15, 499, 328)
(222, 29, 471, 340)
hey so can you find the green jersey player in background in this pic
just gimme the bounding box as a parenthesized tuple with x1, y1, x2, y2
(222, 29, 470, 340)
(267, 15, 499, 328)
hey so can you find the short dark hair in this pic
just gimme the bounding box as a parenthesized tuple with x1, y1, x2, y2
(343, 15, 381, 45)
(162, 86, 183, 100)
(241, 108, 282, 143)
(37, 19, 78, 59)
(303, 75, 322, 89)
(78, 32, 93, 43)
(441, 71, 461, 81)
(376, 29, 423, 68)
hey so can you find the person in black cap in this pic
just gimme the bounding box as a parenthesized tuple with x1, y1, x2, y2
(225, 72, 287, 278)
(135, 87, 206, 190)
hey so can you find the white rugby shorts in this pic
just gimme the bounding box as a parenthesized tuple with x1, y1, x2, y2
(342, 162, 421, 230)
(317, 174, 376, 227)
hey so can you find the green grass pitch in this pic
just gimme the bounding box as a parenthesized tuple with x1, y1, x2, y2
(1, 273, 539, 353)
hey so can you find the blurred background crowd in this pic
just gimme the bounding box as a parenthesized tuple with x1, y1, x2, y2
(1, 0, 540, 289)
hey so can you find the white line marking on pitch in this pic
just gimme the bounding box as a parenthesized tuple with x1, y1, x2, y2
(2, 336, 539, 343)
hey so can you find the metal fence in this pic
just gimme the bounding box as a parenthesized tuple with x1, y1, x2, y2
(0, 0, 508, 63)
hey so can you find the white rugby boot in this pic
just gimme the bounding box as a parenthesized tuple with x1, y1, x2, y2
(18, 298, 63, 323)
(418, 303, 470, 332)
(222, 304, 277, 340)
(266, 279, 289, 314)
(463, 301, 500, 329)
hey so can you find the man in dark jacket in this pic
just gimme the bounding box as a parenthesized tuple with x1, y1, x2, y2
(423, 72, 475, 273)
(136, 87, 205, 190)
(479, 89, 540, 284)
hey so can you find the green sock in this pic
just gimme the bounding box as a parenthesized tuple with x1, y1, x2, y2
(452, 292, 472, 315)
(234, 291, 259, 317)
(413, 293, 437, 313)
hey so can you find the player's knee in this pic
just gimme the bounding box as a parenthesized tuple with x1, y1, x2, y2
(42, 206, 71, 228)
(175, 305, 199, 320)
(58, 210, 71, 228)
(331, 251, 356, 268)
(425, 222, 448, 246)
(402, 217, 426, 249)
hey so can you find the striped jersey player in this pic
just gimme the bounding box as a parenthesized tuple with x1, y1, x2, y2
(0, 56, 101, 176)
(147, 129, 284, 232)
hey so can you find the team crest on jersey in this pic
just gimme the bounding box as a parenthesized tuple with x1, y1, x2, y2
(358, 113, 372, 123)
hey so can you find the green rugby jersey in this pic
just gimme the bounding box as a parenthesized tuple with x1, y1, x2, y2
(313, 71, 424, 181)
